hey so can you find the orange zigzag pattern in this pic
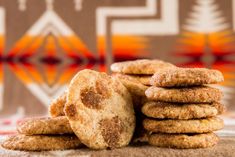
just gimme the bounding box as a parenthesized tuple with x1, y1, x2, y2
(174, 30, 235, 90)
(8, 35, 94, 59)
(3, 34, 149, 88)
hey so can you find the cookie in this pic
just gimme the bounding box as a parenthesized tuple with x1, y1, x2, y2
(142, 101, 223, 119)
(145, 86, 222, 103)
(212, 102, 226, 114)
(113, 74, 151, 85)
(149, 133, 219, 149)
(1, 134, 81, 151)
(17, 116, 73, 135)
(129, 75, 151, 85)
(113, 73, 148, 96)
(49, 92, 66, 117)
(110, 59, 175, 75)
(64, 69, 135, 149)
(143, 117, 224, 133)
(150, 68, 224, 87)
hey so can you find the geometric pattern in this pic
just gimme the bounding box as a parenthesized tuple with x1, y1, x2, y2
(7, 9, 94, 107)
(174, 0, 235, 108)
(6, 13, 96, 111)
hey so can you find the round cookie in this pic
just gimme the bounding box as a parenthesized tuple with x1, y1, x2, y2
(149, 133, 219, 149)
(110, 59, 175, 75)
(114, 74, 151, 85)
(64, 69, 135, 149)
(1, 134, 82, 151)
(145, 86, 222, 103)
(150, 67, 224, 87)
(49, 92, 66, 117)
(143, 117, 224, 133)
(212, 102, 226, 114)
(113, 73, 148, 96)
(17, 116, 73, 135)
(129, 75, 151, 85)
(142, 101, 222, 119)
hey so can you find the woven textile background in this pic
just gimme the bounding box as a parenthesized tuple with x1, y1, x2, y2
(0, 0, 234, 135)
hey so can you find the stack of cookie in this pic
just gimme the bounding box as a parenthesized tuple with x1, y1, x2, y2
(1, 116, 82, 151)
(142, 67, 225, 148)
(110, 59, 175, 142)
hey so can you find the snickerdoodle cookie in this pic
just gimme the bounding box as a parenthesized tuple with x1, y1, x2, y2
(142, 101, 223, 119)
(64, 69, 135, 149)
(110, 59, 175, 75)
(145, 86, 222, 103)
(49, 92, 66, 117)
(113, 73, 148, 96)
(115, 74, 151, 85)
(150, 68, 224, 87)
(149, 133, 219, 149)
(17, 116, 73, 135)
(143, 117, 224, 133)
(1, 134, 81, 151)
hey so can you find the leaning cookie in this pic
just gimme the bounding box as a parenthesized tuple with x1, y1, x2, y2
(111, 59, 175, 75)
(65, 69, 135, 149)
(143, 117, 224, 133)
(149, 133, 219, 149)
(17, 116, 73, 135)
(113, 73, 148, 96)
(145, 86, 222, 103)
(150, 67, 224, 87)
(49, 92, 67, 117)
(1, 134, 82, 151)
(142, 101, 223, 119)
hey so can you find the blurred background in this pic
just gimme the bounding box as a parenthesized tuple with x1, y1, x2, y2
(0, 0, 234, 135)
